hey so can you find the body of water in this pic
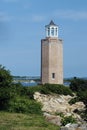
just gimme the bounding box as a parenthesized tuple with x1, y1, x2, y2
(21, 82, 37, 87)
(21, 81, 70, 87)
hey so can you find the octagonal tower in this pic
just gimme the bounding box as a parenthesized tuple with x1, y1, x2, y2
(41, 20, 63, 84)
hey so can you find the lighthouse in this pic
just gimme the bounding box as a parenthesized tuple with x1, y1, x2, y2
(41, 20, 63, 84)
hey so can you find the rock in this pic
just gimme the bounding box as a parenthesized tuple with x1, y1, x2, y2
(65, 123, 79, 128)
(71, 102, 85, 112)
(61, 123, 87, 130)
(43, 112, 62, 126)
(34, 92, 85, 114)
(34, 92, 86, 126)
(79, 123, 87, 130)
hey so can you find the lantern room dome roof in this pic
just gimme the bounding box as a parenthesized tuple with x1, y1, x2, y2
(45, 20, 57, 27)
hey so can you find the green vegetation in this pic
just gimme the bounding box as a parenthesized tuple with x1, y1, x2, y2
(0, 65, 14, 110)
(0, 64, 87, 129)
(55, 112, 77, 126)
(55, 112, 64, 118)
(70, 77, 87, 92)
(8, 96, 42, 114)
(0, 112, 60, 130)
(0, 65, 42, 114)
(69, 97, 79, 105)
(69, 77, 87, 121)
(70, 77, 87, 105)
(25, 83, 73, 99)
(0, 65, 60, 129)
(61, 116, 77, 126)
(19, 83, 73, 101)
(0, 65, 12, 87)
(0, 65, 82, 112)
(42, 83, 73, 96)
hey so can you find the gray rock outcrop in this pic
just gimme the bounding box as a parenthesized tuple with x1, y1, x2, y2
(34, 92, 85, 117)
(61, 123, 87, 130)
(34, 92, 86, 126)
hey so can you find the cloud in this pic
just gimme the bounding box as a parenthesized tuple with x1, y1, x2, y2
(31, 15, 46, 22)
(24, 10, 87, 23)
(53, 10, 87, 20)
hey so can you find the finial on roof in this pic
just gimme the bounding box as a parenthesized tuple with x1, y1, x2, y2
(49, 20, 56, 26)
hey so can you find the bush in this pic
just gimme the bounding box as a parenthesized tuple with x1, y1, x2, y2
(0, 85, 18, 110)
(21, 86, 43, 99)
(77, 90, 87, 107)
(61, 116, 77, 126)
(13, 83, 24, 95)
(69, 97, 80, 105)
(0, 87, 11, 110)
(25, 84, 73, 97)
(43, 84, 73, 96)
(0, 65, 14, 110)
(0, 65, 13, 87)
(80, 109, 87, 121)
(70, 77, 87, 92)
(8, 96, 42, 115)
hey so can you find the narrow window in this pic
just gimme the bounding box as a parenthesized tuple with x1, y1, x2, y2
(52, 73, 55, 79)
(55, 28, 57, 35)
(51, 27, 54, 36)
(48, 28, 50, 36)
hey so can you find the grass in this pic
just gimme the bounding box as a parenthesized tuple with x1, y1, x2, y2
(0, 111, 60, 130)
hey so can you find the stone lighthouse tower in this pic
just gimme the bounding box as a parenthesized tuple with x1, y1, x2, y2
(41, 20, 63, 84)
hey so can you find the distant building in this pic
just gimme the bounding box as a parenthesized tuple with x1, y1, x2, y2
(41, 20, 63, 84)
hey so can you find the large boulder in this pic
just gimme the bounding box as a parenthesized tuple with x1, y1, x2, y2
(44, 112, 62, 126)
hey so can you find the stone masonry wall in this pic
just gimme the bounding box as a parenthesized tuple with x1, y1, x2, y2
(41, 37, 63, 84)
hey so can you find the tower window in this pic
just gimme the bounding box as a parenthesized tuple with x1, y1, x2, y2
(48, 28, 50, 36)
(51, 27, 54, 36)
(55, 28, 57, 35)
(52, 73, 55, 79)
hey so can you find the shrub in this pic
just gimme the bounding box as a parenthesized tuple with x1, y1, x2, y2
(0, 65, 14, 110)
(8, 96, 42, 115)
(69, 97, 79, 105)
(13, 83, 24, 95)
(0, 65, 13, 87)
(77, 91, 87, 104)
(20, 86, 43, 99)
(0, 87, 11, 110)
(80, 109, 87, 121)
(17, 84, 73, 101)
(0, 86, 18, 110)
(43, 84, 73, 96)
(70, 77, 87, 92)
(61, 116, 77, 126)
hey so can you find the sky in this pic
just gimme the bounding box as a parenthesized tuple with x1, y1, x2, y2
(0, 0, 87, 78)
